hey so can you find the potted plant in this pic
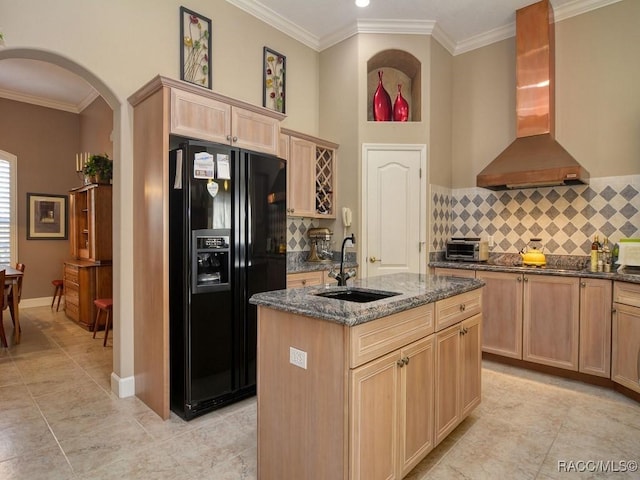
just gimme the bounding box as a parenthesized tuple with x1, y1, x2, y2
(83, 153, 113, 184)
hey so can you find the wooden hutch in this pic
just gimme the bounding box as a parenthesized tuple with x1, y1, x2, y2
(64, 183, 113, 330)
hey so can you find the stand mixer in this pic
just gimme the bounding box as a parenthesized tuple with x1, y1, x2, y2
(307, 228, 334, 262)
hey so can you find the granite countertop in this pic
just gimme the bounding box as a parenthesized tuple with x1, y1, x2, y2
(430, 260, 640, 284)
(249, 272, 485, 326)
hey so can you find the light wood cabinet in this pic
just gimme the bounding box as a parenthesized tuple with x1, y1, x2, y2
(434, 312, 482, 445)
(69, 184, 112, 262)
(612, 282, 640, 394)
(281, 128, 337, 218)
(170, 88, 280, 155)
(350, 335, 435, 480)
(476, 271, 524, 359)
(63, 259, 112, 330)
(579, 278, 612, 377)
(523, 275, 580, 370)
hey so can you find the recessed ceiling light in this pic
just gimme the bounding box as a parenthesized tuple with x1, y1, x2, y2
(355, 0, 369, 7)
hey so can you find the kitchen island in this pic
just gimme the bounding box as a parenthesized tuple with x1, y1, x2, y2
(250, 272, 484, 480)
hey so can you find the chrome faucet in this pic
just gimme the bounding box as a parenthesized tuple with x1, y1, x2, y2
(328, 234, 357, 286)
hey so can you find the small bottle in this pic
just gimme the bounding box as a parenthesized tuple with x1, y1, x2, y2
(590, 235, 599, 272)
(602, 237, 611, 272)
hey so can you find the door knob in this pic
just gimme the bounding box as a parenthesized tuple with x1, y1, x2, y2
(369, 256, 381, 263)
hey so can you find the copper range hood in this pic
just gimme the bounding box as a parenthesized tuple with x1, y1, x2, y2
(476, 0, 589, 190)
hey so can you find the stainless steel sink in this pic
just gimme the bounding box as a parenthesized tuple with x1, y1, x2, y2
(314, 288, 400, 303)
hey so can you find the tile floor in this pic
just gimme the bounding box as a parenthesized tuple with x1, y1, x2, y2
(1, 305, 639, 479)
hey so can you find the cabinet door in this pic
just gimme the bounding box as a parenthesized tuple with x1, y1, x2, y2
(170, 88, 230, 143)
(476, 271, 523, 359)
(523, 275, 579, 370)
(278, 132, 289, 160)
(434, 323, 460, 445)
(287, 136, 316, 217)
(612, 302, 640, 394)
(399, 335, 435, 477)
(231, 106, 279, 155)
(579, 278, 612, 377)
(350, 350, 400, 480)
(460, 313, 482, 418)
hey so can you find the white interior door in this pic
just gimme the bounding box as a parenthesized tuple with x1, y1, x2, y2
(362, 144, 426, 278)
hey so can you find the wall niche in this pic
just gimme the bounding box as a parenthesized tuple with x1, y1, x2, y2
(367, 49, 421, 122)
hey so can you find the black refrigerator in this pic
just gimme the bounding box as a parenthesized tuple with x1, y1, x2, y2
(169, 140, 287, 420)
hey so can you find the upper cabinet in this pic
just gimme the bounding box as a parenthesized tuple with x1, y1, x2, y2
(280, 128, 338, 219)
(69, 184, 112, 262)
(170, 88, 281, 155)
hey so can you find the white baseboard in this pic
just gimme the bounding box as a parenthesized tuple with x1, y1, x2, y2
(111, 372, 135, 398)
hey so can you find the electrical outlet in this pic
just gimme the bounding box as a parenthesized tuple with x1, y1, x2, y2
(289, 347, 307, 369)
(488, 235, 494, 248)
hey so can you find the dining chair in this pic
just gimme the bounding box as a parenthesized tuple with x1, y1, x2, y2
(8, 263, 25, 330)
(0, 270, 7, 348)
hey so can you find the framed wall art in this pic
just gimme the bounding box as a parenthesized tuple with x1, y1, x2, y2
(263, 47, 286, 113)
(180, 6, 212, 89)
(27, 193, 68, 240)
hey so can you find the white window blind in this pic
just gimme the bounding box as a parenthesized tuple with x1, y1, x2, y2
(0, 159, 13, 265)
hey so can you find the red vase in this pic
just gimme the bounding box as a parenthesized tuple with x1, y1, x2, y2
(393, 84, 409, 122)
(373, 70, 392, 121)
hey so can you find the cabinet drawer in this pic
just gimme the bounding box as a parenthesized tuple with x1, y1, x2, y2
(614, 281, 640, 308)
(350, 304, 434, 368)
(64, 265, 79, 284)
(435, 289, 482, 331)
(287, 271, 324, 289)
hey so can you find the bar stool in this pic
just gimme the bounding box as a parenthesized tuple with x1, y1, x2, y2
(92, 298, 113, 347)
(51, 279, 64, 311)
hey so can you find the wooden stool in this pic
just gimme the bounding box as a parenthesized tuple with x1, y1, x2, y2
(51, 279, 64, 312)
(92, 298, 113, 347)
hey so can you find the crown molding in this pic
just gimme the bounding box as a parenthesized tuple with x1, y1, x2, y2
(228, 0, 623, 54)
(226, 0, 320, 50)
(0, 87, 80, 113)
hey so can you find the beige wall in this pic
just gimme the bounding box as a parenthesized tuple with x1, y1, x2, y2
(429, 40, 453, 188)
(80, 96, 113, 158)
(452, 0, 640, 188)
(0, 98, 79, 298)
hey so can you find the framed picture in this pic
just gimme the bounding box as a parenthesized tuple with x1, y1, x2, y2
(180, 6, 212, 89)
(263, 47, 286, 113)
(27, 193, 68, 240)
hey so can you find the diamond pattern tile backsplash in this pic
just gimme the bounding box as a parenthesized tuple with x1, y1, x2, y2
(287, 217, 321, 252)
(431, 175, 639, 255)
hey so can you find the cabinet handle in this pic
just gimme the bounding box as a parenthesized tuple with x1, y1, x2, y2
(459, 304, 466, 312)
(580, 281, 586, 287)
(232, 136, 238, 143)
(226, 135, 232, 142)
(517, 276, 522, 282)
(301, 280, 306, 286)
(523, 277, 529, 282)
(396, 357, 410, 367)
(612, 308, 616, 314)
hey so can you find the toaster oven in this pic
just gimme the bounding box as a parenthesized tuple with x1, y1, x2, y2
(445, 238, 489, 262)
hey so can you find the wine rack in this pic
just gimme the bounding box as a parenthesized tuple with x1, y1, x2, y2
(315, 146, 334, 216)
